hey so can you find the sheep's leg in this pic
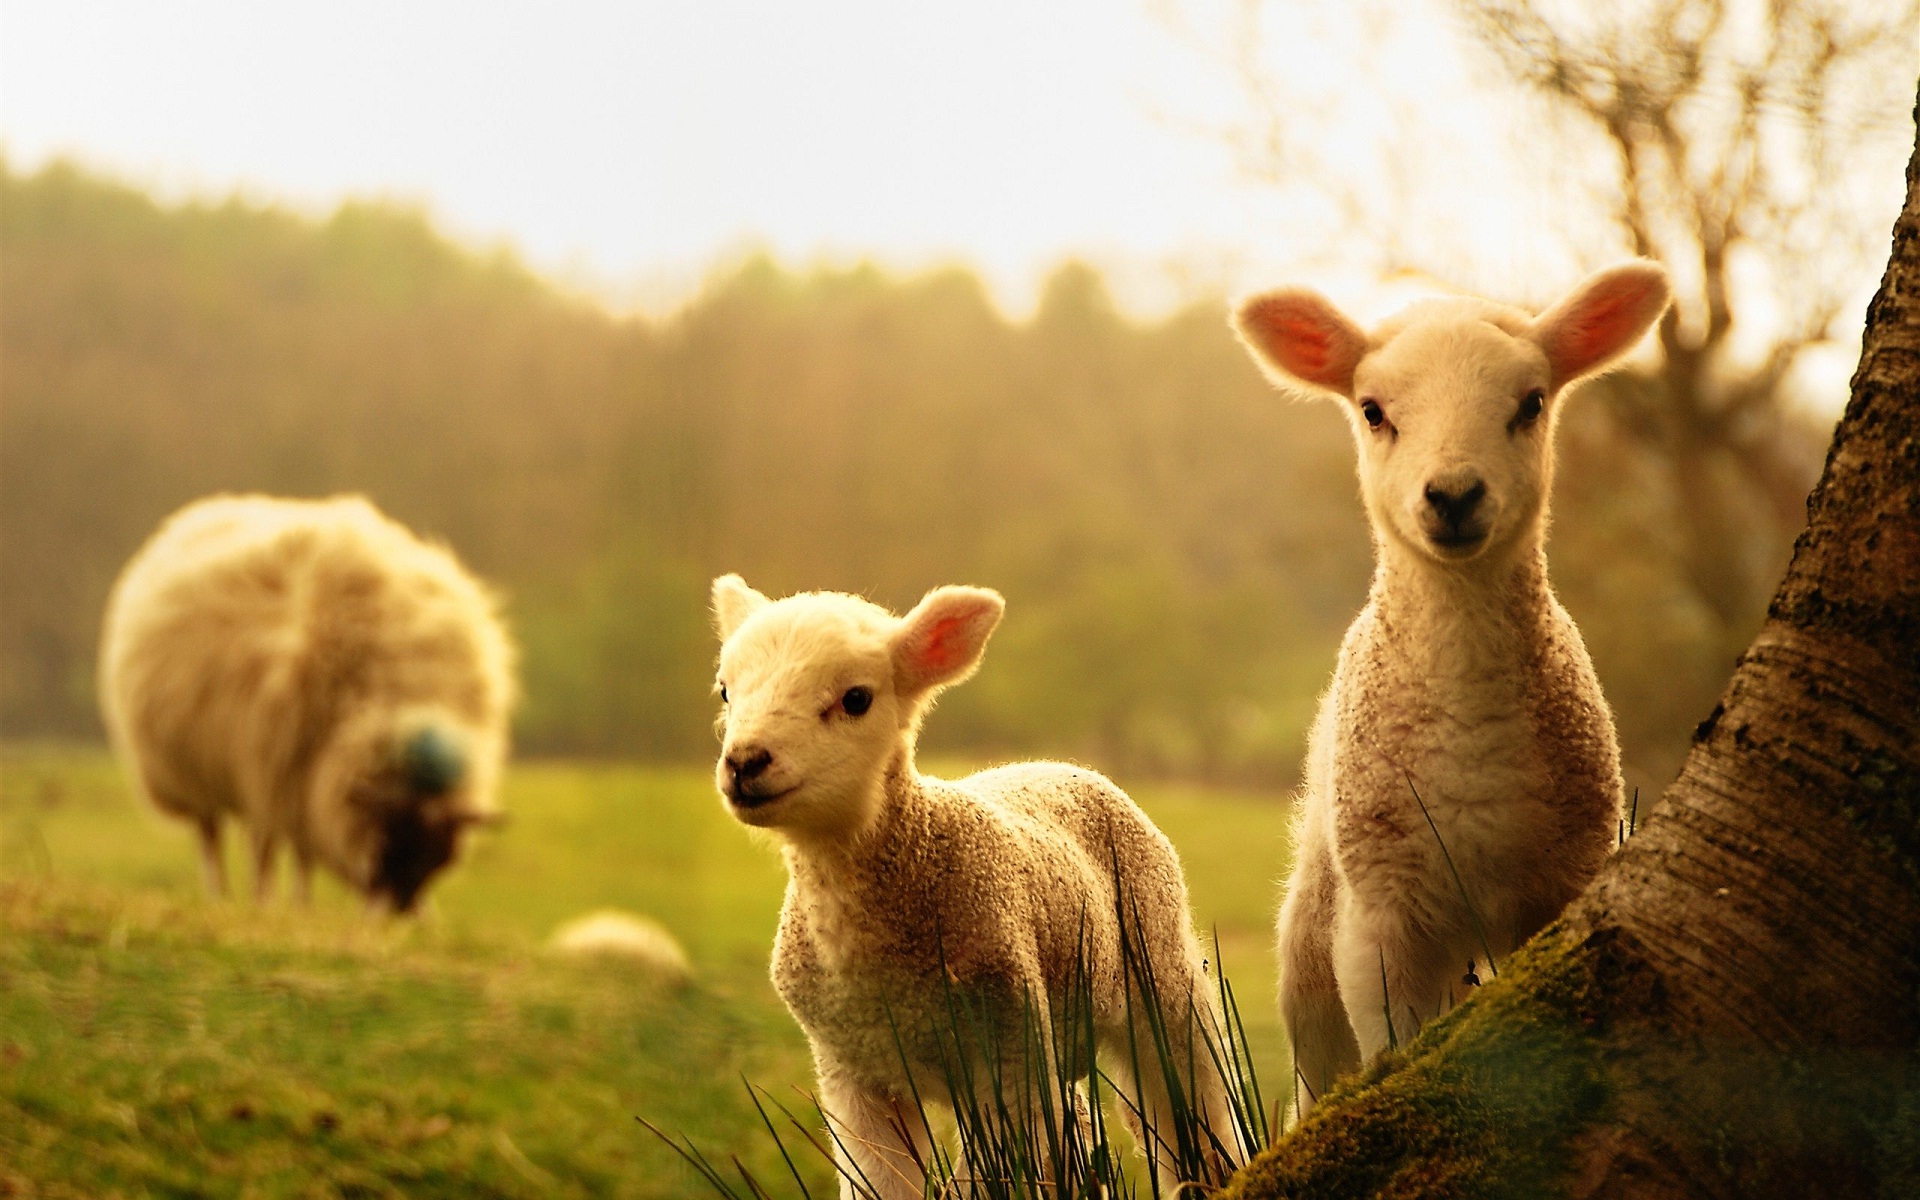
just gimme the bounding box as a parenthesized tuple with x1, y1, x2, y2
(818, 1074, 934, 1200)
(195, 817, 227, 899)
(1276, 833, 1360, 1117)
(250, 829, 278, 905)
(948, 988, 1075, 1193)
(1102, 981, 1240, 1191)
(1331, 909, 1455, 1062)
(292, 848, 314, 907)
(963, 1077, 1103, 1198)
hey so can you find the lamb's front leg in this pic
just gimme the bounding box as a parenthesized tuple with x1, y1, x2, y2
(1331, 905, 1457, 1060)
(818, 1071, 935, 1200)
(1277, 829, 1361, 1114)
(1104, 988, 1241, 1190)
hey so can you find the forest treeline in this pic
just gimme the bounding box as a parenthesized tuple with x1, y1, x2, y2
(0, 160, 1817, 787)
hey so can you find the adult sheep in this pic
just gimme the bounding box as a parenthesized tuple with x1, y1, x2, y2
(710, 575, 1242, 1197)
(99, 494, 515, 912)
(1233, 262, 1672, 1110)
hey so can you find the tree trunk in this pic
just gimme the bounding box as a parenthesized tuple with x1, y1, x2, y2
(1223, 86, 1920, 1200)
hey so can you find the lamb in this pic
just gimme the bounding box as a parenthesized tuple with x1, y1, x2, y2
(1231, 262, 1672, 1109)
(99, 494, 516, 912)
(710, 575, 1240, 1197)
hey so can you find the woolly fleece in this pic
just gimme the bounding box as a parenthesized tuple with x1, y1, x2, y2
(98, 494, 515, 910)
(711, 576, 1236, 1198)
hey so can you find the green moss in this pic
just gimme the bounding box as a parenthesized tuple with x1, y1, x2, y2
(1870, 1055, 1920, 1200)
(1222, 925, 1615, 1200)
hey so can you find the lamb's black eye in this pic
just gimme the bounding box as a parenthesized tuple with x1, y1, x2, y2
(841, 687, 873, 717)
(1359, 398, 1386, 430)
(1514, 388, 1545, 428)
(718, 684, 728, 704)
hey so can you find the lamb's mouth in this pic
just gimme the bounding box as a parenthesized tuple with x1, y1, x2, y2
(1427, 528, 1489, 555)
(727, 785, 797, 811)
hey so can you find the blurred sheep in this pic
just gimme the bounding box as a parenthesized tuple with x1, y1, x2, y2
(548, 909, 692, 982)
(99, 494, 515, 912)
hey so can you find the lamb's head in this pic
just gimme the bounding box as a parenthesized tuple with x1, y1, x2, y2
(711, 575, 1003, 840)
(1234, 262, 1671, 564)
(308, 707, 502, 912)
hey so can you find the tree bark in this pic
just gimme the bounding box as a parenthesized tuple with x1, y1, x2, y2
(1223, 85, 1920, 1200)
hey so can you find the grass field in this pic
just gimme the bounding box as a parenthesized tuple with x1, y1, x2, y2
(0, 744, 1293, 1197)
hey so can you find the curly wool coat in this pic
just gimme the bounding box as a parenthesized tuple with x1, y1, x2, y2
(710, 578, 1238, 1198)
(99, 494, 515, 910)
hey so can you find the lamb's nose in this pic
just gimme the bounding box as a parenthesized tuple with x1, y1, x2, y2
(726, 747, 773, 783)
(1424, 477, 1487, 525)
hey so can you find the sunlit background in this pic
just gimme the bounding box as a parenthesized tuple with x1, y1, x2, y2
(4, 2, 1918, 1191)
(4, 0, 1915, 788)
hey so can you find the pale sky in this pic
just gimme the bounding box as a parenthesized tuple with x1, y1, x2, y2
(0, 0, 1905, 383)
(2, 0, 1305, 315)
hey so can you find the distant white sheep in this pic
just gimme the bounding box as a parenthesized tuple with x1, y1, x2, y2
(710, 576, 1238, 1198)
(549, 909, 692, 982)
(1233, 262, 1672, 1108)
(99, 494, 516, 912)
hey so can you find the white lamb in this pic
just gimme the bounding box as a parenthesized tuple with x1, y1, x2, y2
(99, 494, 516, 912)
(710, 575, 1240, 1197)
(1232, 262, 1672, 1109)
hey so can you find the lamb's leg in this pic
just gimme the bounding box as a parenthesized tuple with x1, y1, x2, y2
(818, 1073, 934, 1200)
(195, 816, 227, 899)
(951, 1071, 1091, 1198)
(1276, 832, 1360, 1117)
(1103, 978, 1243, 1190)
(250, 829, 278, 905)
(1331, 907, 1455, 1061)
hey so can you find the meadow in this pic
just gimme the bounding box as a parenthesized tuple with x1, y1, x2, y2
(0, 743, 1292, 1197)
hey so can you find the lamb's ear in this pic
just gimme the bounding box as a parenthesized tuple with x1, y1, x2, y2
(1532, 261, 1672, 389)
(892, 586, 1005, 698)
(712, 574, 771, 641)
(1233, 289, 1370, 396)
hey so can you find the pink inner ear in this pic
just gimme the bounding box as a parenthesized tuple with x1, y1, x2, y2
(1562, 294, 1640, 368)
(914, 615, 969, 674)
(1280, 318, 1334, 373)
(1543, 267, 1670, 383)
(1241, 293, 1362, 390)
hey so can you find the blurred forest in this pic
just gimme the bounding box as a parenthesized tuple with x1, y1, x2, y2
(0, 159, 1824, 788)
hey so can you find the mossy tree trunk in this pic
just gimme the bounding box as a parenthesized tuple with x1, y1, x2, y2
(1224, 85, 1920, 1200)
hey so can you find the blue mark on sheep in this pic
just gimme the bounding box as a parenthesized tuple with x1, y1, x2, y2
(402, 725, 466, 796)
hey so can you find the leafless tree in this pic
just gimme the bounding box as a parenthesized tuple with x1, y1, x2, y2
(1455, 0, 1917, 624)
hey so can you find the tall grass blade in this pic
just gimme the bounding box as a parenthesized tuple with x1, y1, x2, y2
(1406, 773, 1499, 979)
(1378, 946, 1398, 1052)
(636, 1114, 755, 1199)
(732, 1157, 778, 1200)
(743, 1079, 818, 1200)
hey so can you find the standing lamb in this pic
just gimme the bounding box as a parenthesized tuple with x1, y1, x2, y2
(710, 575, 1240, 1197)
(99, 494, 516, 912)
(1232, 262, 1672, 1109)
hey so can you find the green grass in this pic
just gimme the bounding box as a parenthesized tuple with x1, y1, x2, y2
(0, 744, 1292, 1196)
